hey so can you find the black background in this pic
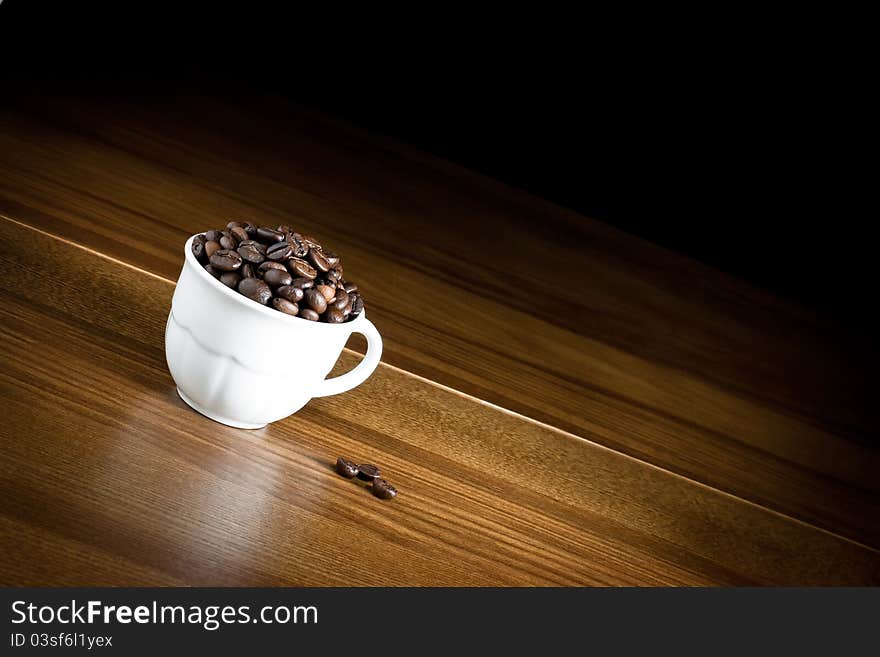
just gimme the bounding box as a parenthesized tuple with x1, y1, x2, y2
(1, 3, 872, 328)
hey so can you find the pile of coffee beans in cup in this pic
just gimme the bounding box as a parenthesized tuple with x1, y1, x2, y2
(336, 457, 398, 500)
(191, 221, 364, 323)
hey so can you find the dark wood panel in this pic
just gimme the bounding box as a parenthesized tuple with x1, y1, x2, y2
(0, 97, 878, 548)
(0, 218, 877, 585)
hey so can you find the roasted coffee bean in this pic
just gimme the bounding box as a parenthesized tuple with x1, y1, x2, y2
(350, 294, 364, 316)
(302, 235, 323, 251)
(309, 248, 331, 273)
(371, 478, 397, 500)
(259, 261, 287, 275)
(238, 240, 266, 264)
(304, 288, 328, 314)
(192, 235, 208, 263)
(272, 298, 299, 315)
(335, 457, 359, 479)
(331, 290, 350, 311)
(317, 284, 337, 303)
(275, 285, 304, 303)
(204, 240, 221, 258)
(237, 278, 272, 305)
(219, 271, 241, 289)
(357, 464, 380, 482)
(266, 241, 293, 261)
(195, 224, 364, 321)
(239, 238, 265, 251)
(256, 226, 285, 243)
(288, 232, 309, 257)
(210, 249, 243, 271)
(288, 258, 317, 279)
(230, 226, 249, 242)
(263, 268, 293, 288)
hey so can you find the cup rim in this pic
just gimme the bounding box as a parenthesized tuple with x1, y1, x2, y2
(184, 233, 366, 329)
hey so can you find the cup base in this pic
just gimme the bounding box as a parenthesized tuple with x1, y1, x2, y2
(176, 388, 268, 430)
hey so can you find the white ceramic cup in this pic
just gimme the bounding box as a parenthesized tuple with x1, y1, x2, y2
(165, 235, 383, 429)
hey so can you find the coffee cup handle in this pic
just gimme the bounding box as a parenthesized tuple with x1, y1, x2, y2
(313, 318, 383, 397)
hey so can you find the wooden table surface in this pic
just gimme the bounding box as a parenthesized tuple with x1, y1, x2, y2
(1, 91, 878, 585)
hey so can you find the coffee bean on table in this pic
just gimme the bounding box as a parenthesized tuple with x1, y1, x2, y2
(309, 249, 331, 273)
(237, 278, 272, 305)
(357, 464, 380, 482)
(335, 457, 359, 479)
(259, 261, 286, 275)
(324, 308, 346, 323)
(371, 478, 397, 500)
(219, 271, 241, 289)
(256, 226, 285, 243)
(299, 308, 320, 321)
(288, 258, 317, 280)
(266, 241, 293, 261)
(272, 298, 299, 316)
(210, 249, 243, 271)
(204, 240, 221, 258)
(263, 268, 293, 288)
(304, 288, 328, 314)
(275, 285, 304, 302)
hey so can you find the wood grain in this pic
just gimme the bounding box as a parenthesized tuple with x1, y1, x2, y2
(1, 218, 878, 585)
(0, 93, 878, 551)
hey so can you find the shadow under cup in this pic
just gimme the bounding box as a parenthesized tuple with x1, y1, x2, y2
(165, 235, 383, 429)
